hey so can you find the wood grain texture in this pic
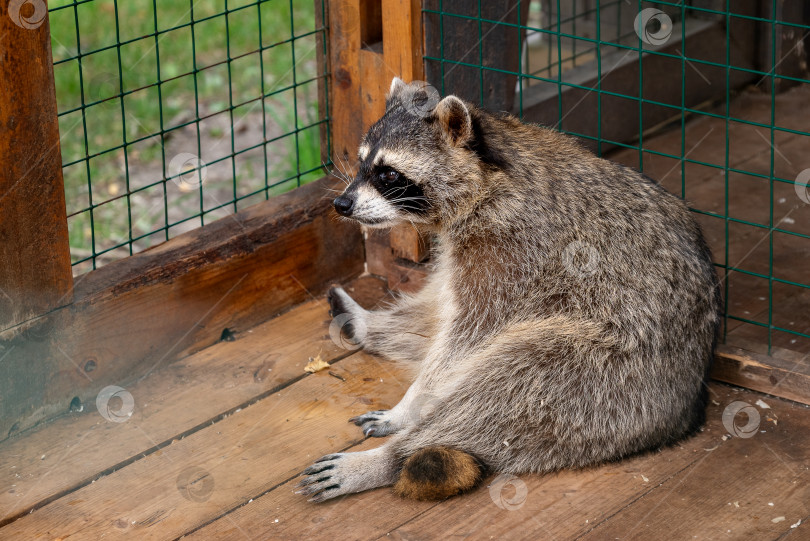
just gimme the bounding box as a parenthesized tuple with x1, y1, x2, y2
(389, 224, 430, 263)
(381, 0, 424, 81)
(579, 394, 810, 540)
(712, 344, 810, 406)
(314, 0, 331, 167)
(380, 385, 809, 540)
(0, 351, 409, 540)
(520, 20, 756, 154)
(387, 258, 429, 294)
(2, 279, 810, 539)
(185, 438, 439, 540)
(328, 0, 363, 161)
(0, 176, 364, 441)
(365, 228, 393, 277)
(359, 47, 390, 130)
(0, 276, 384, 526)
(423, 0, 530, 112)
(0, 5, 73, 330)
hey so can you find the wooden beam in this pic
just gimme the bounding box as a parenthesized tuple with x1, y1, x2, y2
(328, 0, 364, 162)
(0, 177, 364, 440)
(365, 228, 393, 277)
(0, 3, 73, 330)
(519, 20, 758, 154)
(423, 0, 530, 111)
(381, 0, 424, 82)
(758, 0, 809, 93)
(387, 257, 429, 294)
(390, 224, 430, 263)
(712, 344, 810, 406)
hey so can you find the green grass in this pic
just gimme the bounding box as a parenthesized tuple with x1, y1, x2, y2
(49, 0, 326, 271)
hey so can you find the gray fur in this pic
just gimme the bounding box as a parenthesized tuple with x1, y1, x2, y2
(299, 78, 721, 501)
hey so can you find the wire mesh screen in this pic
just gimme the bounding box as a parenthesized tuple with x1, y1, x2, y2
(49, 0, 329, 274)
(423, 0, 810, 354)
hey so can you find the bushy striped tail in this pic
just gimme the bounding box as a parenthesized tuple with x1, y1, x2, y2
(394, 446, 483, 501)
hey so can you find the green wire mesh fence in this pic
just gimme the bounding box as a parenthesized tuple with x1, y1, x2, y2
(424, 0, 810, 354)
(49, 0, 329, 274)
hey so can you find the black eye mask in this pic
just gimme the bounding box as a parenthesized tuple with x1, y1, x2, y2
(371, 166, 430, 215)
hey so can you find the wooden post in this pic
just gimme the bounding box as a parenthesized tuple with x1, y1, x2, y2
(423, 0, 530, 112)
(0, 1, 73, 330)
(328, 0, 432, 291)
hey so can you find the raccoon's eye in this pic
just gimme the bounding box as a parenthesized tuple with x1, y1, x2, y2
(380, 170, 400, 184)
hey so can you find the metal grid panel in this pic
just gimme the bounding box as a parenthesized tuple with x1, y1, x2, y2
(424, 0, 810, 353)
(49, 0, 329, 274)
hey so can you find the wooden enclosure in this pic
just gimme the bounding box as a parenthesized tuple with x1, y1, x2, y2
(1, 1, 810, 539)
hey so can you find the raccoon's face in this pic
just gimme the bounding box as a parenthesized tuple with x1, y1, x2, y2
(333, 78, 476, 229)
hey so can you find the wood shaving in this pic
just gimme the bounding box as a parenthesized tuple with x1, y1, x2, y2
(304, 355, 330, 373)
(755, 399, 770, 409)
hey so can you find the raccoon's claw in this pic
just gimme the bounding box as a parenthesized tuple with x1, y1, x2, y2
(349, 410, 387, 425)
(297, 454, 343, 501)
(297, 449, 394, 503)
(349, 410, 400, 437)
(301, 463, 335, 476)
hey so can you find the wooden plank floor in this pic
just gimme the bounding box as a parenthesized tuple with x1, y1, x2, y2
(1, 275, 809, 540)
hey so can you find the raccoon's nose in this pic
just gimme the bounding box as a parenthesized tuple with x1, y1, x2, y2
(334, 195, 354, 216)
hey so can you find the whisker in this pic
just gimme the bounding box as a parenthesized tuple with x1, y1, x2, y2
(388, 196, 428, 203)
(323, 161, 351, 187)
(337, 154, 355, 179)
(381, 185, 408, 199)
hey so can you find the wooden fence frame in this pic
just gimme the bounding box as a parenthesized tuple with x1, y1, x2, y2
(0, 0, 807, 442)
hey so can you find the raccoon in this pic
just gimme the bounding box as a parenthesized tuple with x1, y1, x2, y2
(297, 78, 721, 502)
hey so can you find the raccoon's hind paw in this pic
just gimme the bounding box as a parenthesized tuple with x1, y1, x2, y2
(296, 448, 396, 502)
(349, 410, 402, 437)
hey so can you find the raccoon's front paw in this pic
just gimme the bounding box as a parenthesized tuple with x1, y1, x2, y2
(349, 410, 404, 437)
(327, 286, 366, 345)
(296, 448, 396, 502)
(327, 286, 350, 318)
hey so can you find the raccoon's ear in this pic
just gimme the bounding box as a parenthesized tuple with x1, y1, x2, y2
(434, 95, 472, 147)
(388, 77, 408, 100)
